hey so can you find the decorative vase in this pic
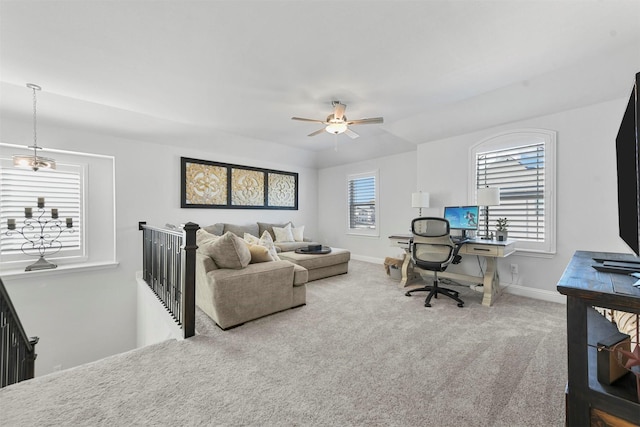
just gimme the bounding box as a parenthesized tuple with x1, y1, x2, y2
(496, 231, 508, 241)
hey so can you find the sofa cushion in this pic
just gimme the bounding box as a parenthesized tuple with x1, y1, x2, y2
(204, 223, 259, 237)
(292, 263, 308, 286)
(202, 223, 224, 236)
(208, 231, 252, 269)
(273, 223, 295, 242)
(225, 223, 259, 238)
(258, 221, 292, 241)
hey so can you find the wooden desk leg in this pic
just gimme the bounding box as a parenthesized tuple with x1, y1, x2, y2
(565, 296, 590, 426)
(481, 257, 500, 306)
(399, 250, 415, 288)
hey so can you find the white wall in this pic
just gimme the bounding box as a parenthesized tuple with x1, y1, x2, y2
(415, 98, 634, 300)
(1, 117, 318, 376)
(317, 98, 634, 303)
(318, 151, 418, 261)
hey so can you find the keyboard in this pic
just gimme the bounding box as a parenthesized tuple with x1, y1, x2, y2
(451, 236, 469, 244)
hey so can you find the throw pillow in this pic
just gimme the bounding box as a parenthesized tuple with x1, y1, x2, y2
(196, 229, 220, 258)
(258, 221, 292, 241)
(208, 231, 251, 269)
(259, 230, 281, 261)
(243, 232, 260, 245)
(273, 223, 294, 242)
(245, 243, 274, 263)
(292, 225, 305, 242)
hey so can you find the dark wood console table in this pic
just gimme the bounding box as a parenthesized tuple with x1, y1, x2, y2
(557, 250, 640, 426)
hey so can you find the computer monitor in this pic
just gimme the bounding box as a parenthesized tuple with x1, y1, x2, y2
(443, 205, 479, 238)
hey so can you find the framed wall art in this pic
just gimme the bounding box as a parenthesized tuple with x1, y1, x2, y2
(180, 157, 298, 210)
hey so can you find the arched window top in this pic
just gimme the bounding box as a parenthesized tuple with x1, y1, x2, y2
(470, 129, 556, 254)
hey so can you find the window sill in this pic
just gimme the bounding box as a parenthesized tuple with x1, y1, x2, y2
(0, 261, 119, 279)
(512, 249, 556, 259)
(347, 231, 380, 238)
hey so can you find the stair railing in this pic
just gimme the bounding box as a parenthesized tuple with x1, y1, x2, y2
(139, 222, 198, 338)
(1, 277, 38, 388)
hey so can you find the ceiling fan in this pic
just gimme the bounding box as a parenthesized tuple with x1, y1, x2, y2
(291, 101, 383, 139)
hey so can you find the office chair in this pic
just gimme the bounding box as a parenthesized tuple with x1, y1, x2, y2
(405, 217, 465, 307)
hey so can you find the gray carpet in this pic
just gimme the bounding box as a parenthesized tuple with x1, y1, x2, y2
(0, 260, 567, 426)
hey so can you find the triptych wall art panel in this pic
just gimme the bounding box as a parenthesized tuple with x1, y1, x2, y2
(180, 157, 298, 210)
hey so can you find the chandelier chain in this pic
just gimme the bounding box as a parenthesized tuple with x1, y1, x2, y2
(32, 85, 37, 149)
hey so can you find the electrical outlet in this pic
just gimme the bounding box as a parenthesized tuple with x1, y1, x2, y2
(510, 264, 519, 274)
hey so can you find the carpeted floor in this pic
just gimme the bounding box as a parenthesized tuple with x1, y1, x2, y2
(0, 260, 567, 426)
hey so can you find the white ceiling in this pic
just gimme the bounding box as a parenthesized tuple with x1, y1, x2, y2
(1, 0, 639, 168)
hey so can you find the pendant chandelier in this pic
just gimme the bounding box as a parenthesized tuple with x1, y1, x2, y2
(12, 83, 56, 171)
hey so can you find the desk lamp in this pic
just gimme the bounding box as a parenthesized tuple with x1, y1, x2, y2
(411, 191, 430, 217)
(477, 186, 500, 240)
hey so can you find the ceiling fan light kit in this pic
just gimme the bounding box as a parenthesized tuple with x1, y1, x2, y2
(292, 100, 383, 140)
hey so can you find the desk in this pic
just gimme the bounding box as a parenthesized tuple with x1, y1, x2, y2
(388, 234, 516, 306)
(557, 251, 640, 426)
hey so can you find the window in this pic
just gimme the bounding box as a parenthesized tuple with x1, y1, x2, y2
(347, 171, 379, 236)
(0, 161, 86, 266)
(471, 129, 556, 254)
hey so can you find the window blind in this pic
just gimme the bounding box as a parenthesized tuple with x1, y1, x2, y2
(348, 175, 376, 230)
(476, 142, 545, 242)
(0, 167, 82, 257)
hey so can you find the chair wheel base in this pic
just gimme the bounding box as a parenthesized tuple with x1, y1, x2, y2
(425, 302, 431, 307)
(457, 303, 464, 307)
(405, 292, 411, 297)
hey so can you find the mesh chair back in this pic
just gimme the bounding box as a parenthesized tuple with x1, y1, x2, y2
(411, 217, 455, 268)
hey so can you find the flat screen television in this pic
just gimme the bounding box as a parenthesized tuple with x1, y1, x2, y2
(443, 205, 479, 238)
(616, 71, 640, 256)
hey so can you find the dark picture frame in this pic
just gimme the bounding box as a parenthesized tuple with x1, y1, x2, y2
(180, 157, 298, 210)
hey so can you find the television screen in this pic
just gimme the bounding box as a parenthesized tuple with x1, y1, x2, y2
(443, 206, 479, 230)
(616, 72, 640, 256)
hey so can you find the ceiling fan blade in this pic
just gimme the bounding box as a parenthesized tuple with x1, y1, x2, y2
(333, 102, 346, 120)
(292, 117, 326, 124)
(347, 117, 384, 125)
(308, 128, 326, 137)
(344, 128, 360, 139)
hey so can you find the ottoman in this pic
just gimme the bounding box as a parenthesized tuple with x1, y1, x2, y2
(279, 247, 350, 281)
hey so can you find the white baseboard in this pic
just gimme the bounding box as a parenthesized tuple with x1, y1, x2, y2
(350, 255, 566, 305)
(501, 283, 566, 304)
(351, 254, 385, 264)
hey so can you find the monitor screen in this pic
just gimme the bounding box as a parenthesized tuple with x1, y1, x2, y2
(443, 206, 479, 230)
(616, 72, 640, 256)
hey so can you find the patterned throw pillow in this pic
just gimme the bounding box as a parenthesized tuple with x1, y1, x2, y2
(258, 230, 281, 261)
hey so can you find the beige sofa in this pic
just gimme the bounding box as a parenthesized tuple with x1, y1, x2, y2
(196, 252, 307, 330)
(195, 222, 349, 329)
(202, 221, 321, 252)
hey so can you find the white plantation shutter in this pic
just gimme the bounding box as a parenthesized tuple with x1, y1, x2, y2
(347, 171, 379, 236)
(476, 143, 545, 241)
(0, 165, 84, 262)
(472, 130, 556, 254)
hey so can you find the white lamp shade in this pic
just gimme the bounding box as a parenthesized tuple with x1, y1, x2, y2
(411, 192, 430, 208)
(477, 187, 500, 206)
